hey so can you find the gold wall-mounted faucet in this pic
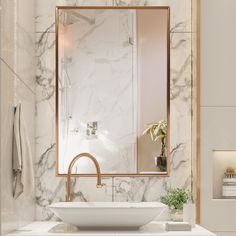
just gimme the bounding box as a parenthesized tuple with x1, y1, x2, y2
(66, 152, 103, 202)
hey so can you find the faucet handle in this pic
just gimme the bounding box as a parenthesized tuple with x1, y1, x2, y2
(96, 183, 106, 188)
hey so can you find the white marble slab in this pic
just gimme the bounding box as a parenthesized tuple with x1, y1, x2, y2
(35, 0, 191, 33)
(7, 221, 216, 236)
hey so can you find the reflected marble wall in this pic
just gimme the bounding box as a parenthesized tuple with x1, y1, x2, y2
(35, 0, 194, 220)
(0, 0, 36, 234)
(58, 10, 137, 174)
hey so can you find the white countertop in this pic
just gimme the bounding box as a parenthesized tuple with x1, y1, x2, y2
(7, 221, 216, 236)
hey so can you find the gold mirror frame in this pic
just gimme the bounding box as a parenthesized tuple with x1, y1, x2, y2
(55, 6, 171, 178)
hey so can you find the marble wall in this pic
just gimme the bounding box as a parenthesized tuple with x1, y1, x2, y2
(0, 0, 36, 234)
(35, 0, 194, 220)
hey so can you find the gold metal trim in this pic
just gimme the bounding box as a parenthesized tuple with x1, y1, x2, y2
(55, 6, 59, 176)
(196, 0, 201, 224)
(55, 6, 171, 177)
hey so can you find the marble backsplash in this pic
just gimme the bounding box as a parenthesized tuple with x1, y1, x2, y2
(35, 0, 194, 220)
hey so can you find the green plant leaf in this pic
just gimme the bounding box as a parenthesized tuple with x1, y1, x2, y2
(161, 188, 190, 210)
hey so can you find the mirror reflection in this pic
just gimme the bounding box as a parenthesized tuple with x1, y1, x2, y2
(57, 7, 170, 175)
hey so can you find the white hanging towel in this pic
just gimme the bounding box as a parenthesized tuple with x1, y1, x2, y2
(12, 103, 34, 199)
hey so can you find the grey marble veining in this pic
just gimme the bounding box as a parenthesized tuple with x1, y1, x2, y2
(35, 0, 195, 220)
(35, 0, 191, 33)
(113, 139, 191, 203)
(58, 10, 137, 174)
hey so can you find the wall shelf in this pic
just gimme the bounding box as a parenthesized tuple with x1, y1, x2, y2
(213, 150, 236, 199)
(212, 198, 236, 202)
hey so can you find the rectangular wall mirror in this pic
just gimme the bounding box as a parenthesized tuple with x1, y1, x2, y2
(56, 6, 170, 176)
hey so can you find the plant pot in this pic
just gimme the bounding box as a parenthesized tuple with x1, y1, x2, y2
(170, 209, 183, 222)
(155, 156, 167, 171)
(183, 203, 196, 227)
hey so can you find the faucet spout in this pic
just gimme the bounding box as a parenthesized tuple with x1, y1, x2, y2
(66, 153, 103, 202)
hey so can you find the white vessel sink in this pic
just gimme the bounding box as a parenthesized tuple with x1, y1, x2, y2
(49, 202, 167, 230)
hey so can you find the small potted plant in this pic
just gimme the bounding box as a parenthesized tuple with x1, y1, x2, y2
(161, 188, 190, 221)
(143, 120, 167, 171)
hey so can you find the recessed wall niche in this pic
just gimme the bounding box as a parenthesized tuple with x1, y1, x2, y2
(213, 150, 236, 199)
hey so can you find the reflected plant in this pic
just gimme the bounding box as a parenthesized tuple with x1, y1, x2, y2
(143, 120, 167, 156)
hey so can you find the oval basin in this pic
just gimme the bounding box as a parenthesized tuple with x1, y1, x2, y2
(49, 202, 167, 230)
